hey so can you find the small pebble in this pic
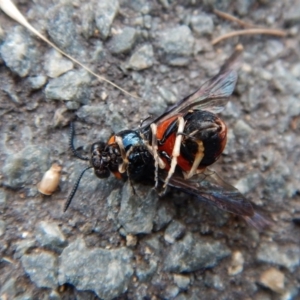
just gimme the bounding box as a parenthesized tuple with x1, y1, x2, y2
(259, 268, 285, 294)
(228, 251, 244, 275)
(126, 234, 137, 247)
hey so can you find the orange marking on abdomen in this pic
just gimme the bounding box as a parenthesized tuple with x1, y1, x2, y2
(107, 135, 116, 145)
(215, 119, 227, 159)
(157, 115, 193, 172)
(111, 170, 122, 179)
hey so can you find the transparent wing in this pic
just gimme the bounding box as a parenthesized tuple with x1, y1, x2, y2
(165, 169, 270, 230)
(151, 45, 243, 126)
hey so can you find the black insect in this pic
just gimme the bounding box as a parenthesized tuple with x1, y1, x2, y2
(65, 45, 268, 229)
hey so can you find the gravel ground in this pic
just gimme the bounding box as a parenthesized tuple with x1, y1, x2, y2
(0, 0, 300, 299)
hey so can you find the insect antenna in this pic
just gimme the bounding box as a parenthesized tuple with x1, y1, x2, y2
(69, 122, 89, 161)
(64, 166, 93, 212)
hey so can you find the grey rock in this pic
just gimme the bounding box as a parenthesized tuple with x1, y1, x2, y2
(240, 86, 263, 112)
(65, 101, 80, 110)
(134, 284, 149, 300)
(14, 239, 36, 260)
(236, 0, 253, 16)
(143, 15, 152, 29)
(257, 242, 300, 271)
(91, 40, 106, 63)
(118, 182, 158, 234)
(21, 126, 33, 143)
(14, 293, 33, 300)
(255, 68, 273, 81)
(153, 200, 176, 231)
(235, 172, 263, 195)
(147, 94, 168, 115)
(157, 86, 178, 105)
(221, 101, 241, 119)
(59, 238, 133, 300)
(204, 272, 225, 291)
(158, 0, 169, 8)
(233, 119, 253, 143)
(257, 0, 272, 3)
(21, 251, 58, 289)
(164, 232, 231, 272)
(174, 295, 189, 300)
(46, 4, 82, 54)
(45, 70, 90, 103)
(208, 0, 231, 11)
(0, 27, 34, 77)
(136, 258, 158, 282)
(108, 27, 137, 54)
(127, 44, 154, 70)
(164, 220, 185, 244)
(271, 61, 300, 96)
(167, 57, 190, 66)
(144, 235, 161, 251)
(2, 146, 50, 189)
(157, 25, 194, 66)
(107, 188, 122, 228)
(36, 221, 67, 252)
(258, 149, 274, 172)
(190, 14, 214, 35)
(284, 2, 300, 24)
(0, 219, 6, 237)
(44, 49, 74, 78)
(0, 278, 18, 299)
(76, 104, 127, 132)
(263, 172, 288, 202)
(265, 40, 284, 59)
(128, 0, 153, 13)
(0, 189, 7, 207)
(291, 62, 300, 78)
(28, 75, 47, 90)
(1, 86, 21, 105)
(80, 2, 96, 39)
(286, 96, 300, 117)
(163, 285, 180, 299)
(173, 274, 190, 290)
(95, 0, 119, 39)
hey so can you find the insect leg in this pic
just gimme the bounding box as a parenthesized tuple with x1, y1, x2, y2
(115, 136, 130, 173)
(163, 116, 185, 188)
(127, 169, 137, 195)
(150, 123, 160, 188)
(184, 140, 204, 179)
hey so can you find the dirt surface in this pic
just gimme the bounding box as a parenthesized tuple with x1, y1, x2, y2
(0, 0, 300, 299)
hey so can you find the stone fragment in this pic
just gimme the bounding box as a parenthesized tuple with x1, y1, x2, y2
(36, 221, 67, 252)
(257, 243, 300, 271)
(118, 182, 158, 234)
(259, 268, 285, 294)
(95, 0, 119, 39)
(21, 251, 58, 289)
(108, 27, 137, 54)
(164, 232, 231, 272)
(228, 251, 244, 275)
(59, 238, 133, 299)
(127, 44, 154, 70)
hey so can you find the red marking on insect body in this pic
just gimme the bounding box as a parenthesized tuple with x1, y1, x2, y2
(111, 170, 123, 179)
